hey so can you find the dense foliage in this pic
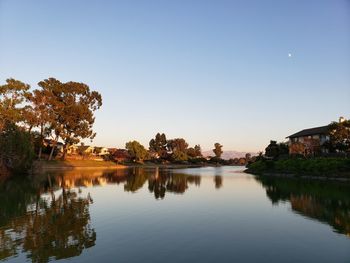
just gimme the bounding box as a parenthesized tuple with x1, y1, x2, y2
(125, 140, 148, 163)
(0, 122, 34, 174)
(0, 77, 102, 176)
(265, 140, 289, 159)
(213, 143, 223, 158)
(247, 158, 350, 177)
(326, 120, 350, 153)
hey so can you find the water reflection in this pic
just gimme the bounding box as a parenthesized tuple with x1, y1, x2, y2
(255, 176, 350, 237)
(1, 168, 350, 262)
(0, 168, 204, 262)
(50, 168, 202, 200)
(0, 175, 96, 262)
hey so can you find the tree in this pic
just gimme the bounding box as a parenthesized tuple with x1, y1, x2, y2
(187, 144, 202, 158)
(167, 138, 188, 153)
(149, 133, 167, 158)
(125, 141, 148, 163)
(0, 79, 30, 132)
(213, 143, 223, 158)
(37, 78, 102, 160)
(0, 122, 34, 176)
(167, 138, 189, 162)
(265, 141, 289, 159)
(172, 150, 188, 162)
(26, 89, 54, 160)
(245, 153, 252, 162)
(194, 144, 202, 157)
(327, 120, 350, 152)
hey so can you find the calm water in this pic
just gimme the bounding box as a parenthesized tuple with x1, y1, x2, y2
(0, 166, 349, 262)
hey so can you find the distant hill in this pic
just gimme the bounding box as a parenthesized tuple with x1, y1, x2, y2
(201, 150, 257, 160)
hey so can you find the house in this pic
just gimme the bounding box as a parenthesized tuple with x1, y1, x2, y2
(287, 125, 330, 155)
(94, 147, 109, 156)
(77, 145, 95, 156)
(67, 144, 78, 155)
(67, 145, 95, 156)
(43, 139, 64, 153)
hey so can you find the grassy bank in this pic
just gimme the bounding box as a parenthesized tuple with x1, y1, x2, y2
(34, 160, 126, 171)
(33, 160, 218, 171)
(246, 158, 350, 179)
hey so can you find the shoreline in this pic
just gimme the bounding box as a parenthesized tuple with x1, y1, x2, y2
(33, 160, 237, 173)
(245, 170, 350, 182)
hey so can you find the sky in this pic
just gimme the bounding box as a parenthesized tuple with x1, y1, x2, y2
(0, 0, 349, 152)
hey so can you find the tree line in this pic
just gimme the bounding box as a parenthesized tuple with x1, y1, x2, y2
(0, 78, 102, 174)
(0, 78, 228, 175)
(124, 133, 224, 164)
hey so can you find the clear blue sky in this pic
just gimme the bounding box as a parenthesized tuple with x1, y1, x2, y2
(1, 0, 349, 152)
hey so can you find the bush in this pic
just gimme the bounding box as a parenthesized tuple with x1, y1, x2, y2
(0, 123, 34, 174)
(247, 158, 350, 177)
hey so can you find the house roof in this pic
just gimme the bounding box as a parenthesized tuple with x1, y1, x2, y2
(77, 145, 93, 152)
(286, 125, 329, 139)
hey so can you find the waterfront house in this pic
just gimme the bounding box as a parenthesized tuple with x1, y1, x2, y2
(67, 145, 95, 156)
(287, 126, 330, 155)
(286, 117, 350, 156)
(77, 145, 95, 156)
(43, 139, 64, 153)
(94, 147, 110, 156)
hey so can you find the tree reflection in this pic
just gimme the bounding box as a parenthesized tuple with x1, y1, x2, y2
(147, 168, 201, 199)
(256, 176, 350, 237)
(124, 168, 148, 192)
(0, 167, 208, 261)
(0, 175, 96, 262)
(214, 176, 223, 189)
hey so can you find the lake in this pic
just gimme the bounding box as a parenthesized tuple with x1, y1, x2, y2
(0, 166, 349, 262)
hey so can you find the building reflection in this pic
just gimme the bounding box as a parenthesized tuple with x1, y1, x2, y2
(255, 176, 350, 237)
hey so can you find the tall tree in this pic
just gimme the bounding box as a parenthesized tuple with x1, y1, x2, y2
(37, 78, 102, 160)
(0, 79, 30, 131)
(26, 89, 54, 159)
(125, 141, 148, 163)
(149, 133, 167, 158)
(213, 143, 223, 158)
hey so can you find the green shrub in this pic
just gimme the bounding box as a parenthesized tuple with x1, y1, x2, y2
(247, 158, 350, 178)
(0, 123, 34, 174)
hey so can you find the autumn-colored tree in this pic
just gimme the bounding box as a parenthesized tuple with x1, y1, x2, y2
(213, 143, 223, 158)
(125, 141, 148, 163)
